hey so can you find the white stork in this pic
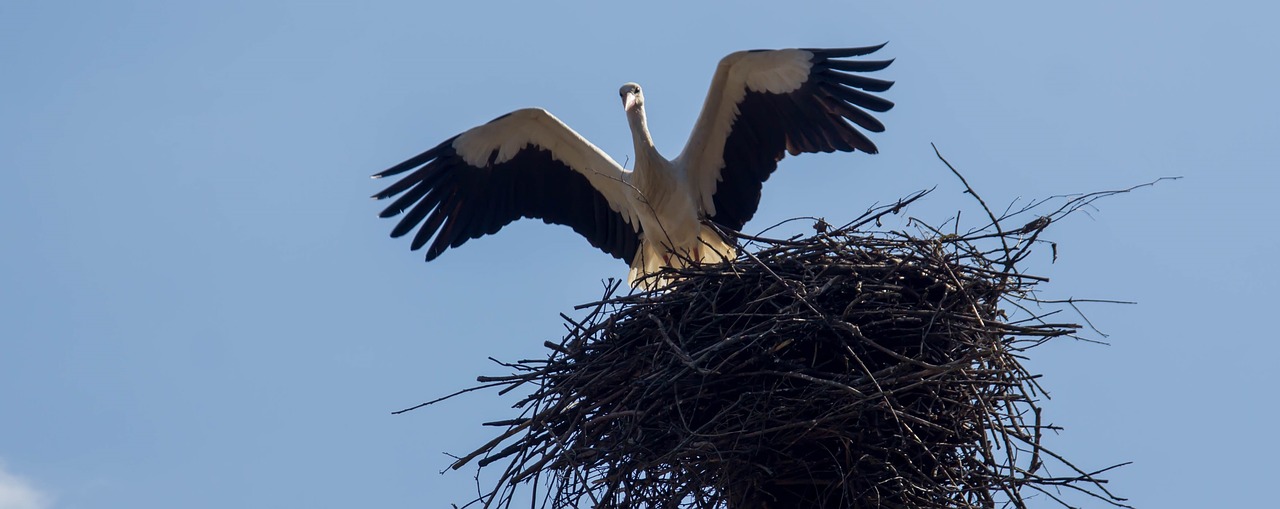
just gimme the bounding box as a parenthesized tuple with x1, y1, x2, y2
(372, 45, 894, 288)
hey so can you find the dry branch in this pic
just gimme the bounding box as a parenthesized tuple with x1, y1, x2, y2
(406, 173, 1164, 509)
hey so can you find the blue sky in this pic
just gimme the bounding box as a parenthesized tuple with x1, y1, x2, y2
(2, 1, 1277, 507)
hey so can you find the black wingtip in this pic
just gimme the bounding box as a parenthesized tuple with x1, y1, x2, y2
(378, 207, 402, 219)
(370, 135, 458, 179)
(807, 42, 889, 59)
(824, 58, 895, 74)
(424, 243, 445, 262)
(817, 69, 896, 92)
(388, 218, 415, 237)
(370, 189, 399, 201)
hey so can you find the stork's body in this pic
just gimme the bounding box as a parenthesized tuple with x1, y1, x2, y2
(619, 86, 735, 284)
(371, 46, 895, 288)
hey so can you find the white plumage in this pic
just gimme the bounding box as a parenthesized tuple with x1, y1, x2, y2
(372, 45, 894, 288)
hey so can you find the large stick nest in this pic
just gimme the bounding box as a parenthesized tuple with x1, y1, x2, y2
(416, 171, 1161, 509)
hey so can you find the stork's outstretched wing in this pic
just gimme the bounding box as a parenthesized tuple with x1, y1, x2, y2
(372, 108, 641, 262)
(677, 45, 895, 231)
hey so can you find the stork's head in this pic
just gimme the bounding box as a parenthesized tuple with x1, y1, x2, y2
(619, 83, 644, 113)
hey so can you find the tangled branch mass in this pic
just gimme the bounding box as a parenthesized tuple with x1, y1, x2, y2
(420, 184, 1147, 509)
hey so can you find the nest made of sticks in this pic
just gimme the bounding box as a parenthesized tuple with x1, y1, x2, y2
(412, 173, 1161, 509)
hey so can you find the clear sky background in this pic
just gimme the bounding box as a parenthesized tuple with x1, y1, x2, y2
(2, 1, 1277, 508)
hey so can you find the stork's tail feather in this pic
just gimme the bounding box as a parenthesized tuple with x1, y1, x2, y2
(627, 225, 737, 290)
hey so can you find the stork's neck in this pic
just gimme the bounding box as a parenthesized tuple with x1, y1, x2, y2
(626, 107, 664, 168)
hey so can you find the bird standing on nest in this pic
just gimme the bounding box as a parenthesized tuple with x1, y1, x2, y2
(371, 45, 894, 288)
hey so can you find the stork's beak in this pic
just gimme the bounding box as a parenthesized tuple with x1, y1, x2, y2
(623, 92, 638, 113)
